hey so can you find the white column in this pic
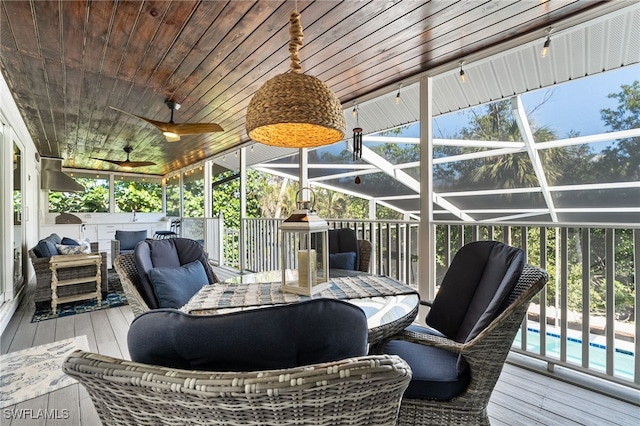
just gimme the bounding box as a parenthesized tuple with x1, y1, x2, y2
(418, 76, 436, 308)
(239, 147, 247, 272)
(299, 148, 309, 196)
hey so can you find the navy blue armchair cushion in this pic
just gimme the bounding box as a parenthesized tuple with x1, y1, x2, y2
(427, 240, 524, 345)
(134, 238, 216, 309)
(384, 325, 470, 400)
(115, 230, 148, 251)
(382, 241, 525, 399)
(328, 228, 360, 270)
(148, 260, 209, 308)
(128, 299, 368, 371)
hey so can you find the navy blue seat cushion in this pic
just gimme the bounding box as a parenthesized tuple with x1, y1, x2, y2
(115, 230, 148, 251)
(148, 260, 209, 308)
(329, 251, 357, 270)
(127, 299, 368, 371)
(328, 228, 360, 270)
(33, 233, 63, 258)
(134, 238, 216, 309)
(383, 324, 470, 400)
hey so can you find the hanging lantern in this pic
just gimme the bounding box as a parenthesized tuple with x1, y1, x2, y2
(246, 10, 345, 148)
(280, 188, 330, 296)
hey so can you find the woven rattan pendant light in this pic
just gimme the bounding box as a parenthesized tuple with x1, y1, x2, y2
(246, 10, 346, 148)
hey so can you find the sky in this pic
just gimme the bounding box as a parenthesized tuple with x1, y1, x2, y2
(429, 64, 640, 141)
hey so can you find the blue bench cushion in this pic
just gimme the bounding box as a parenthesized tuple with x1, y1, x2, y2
(148, 260, 209, 308)
(127, 299, 368, 371)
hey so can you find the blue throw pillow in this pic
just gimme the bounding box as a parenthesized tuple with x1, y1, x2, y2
(34, 235, 61, 258)
(148, 260, 209, 308)
(61, 237, 80, 246)
(329, 251, 357, 270)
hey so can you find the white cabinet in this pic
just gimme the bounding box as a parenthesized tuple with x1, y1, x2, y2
(40, 224, 82, 240)
(82, 224, 99, 242)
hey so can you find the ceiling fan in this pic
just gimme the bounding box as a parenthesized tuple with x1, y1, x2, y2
(110, 100, 223, 142)
(91, 146, 156, 169)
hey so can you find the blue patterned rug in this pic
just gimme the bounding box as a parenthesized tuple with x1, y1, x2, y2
(31, 271, 128, 322)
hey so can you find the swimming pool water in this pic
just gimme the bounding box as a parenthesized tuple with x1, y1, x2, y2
(513, 327, 635, 380)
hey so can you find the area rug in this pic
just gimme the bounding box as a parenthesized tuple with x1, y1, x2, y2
(31, 270, 128, 322)
(0, 335, 89, 408)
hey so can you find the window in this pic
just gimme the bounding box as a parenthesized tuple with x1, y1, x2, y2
(114, 175, 162, 212)
(48, 173, 109, 213)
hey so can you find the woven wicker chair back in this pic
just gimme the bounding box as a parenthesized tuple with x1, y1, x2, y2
(64, 351, 411, 426)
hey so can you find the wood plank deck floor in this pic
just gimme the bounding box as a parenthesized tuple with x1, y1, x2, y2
(2, 273, 638, 425)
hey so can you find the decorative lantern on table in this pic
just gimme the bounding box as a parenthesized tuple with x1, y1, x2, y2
(280, 188, 330, 296)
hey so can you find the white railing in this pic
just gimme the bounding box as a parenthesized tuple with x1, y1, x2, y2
(237, 217, 638, 389)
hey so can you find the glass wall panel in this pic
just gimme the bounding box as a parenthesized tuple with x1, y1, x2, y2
(113, 175, 162, 212)
(433, 152, 536, 192)
(183, 168, 204, 217)
(166, 177, 180, 217)
(447, 192, 547, 210)
(323, 174, 417, 198)
(552, 188, 640, 208)
(543, 139, 640, 186)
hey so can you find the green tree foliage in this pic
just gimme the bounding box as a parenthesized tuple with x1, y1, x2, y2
(114, 180, 162, 212)
(598, 81, 640, 181)
(48, 177, 109, 212)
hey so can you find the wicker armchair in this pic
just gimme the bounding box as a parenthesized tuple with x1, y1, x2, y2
(64, 351, 411, 426)
(113, 253, 150, 317)
(357, 238, 372, 272)
(114, 249, 219, 317)
(28, 241, 107, 310)
(380, 263, 548, 426)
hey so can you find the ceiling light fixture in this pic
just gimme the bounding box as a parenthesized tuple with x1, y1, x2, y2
(395, 85, 402, 105)
(541, 28, 552, 58)
(245, 8, 345, 148)
(459, 61, 466, 83)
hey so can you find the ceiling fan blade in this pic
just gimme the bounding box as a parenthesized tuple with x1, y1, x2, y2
(122, 161, 156, 167)
(110, 105, 222, 142)
(109, 106, 169, 131)
(90, 157, 120, 166)
(90, 157, 156, 168)
(173, 122, 224, 135)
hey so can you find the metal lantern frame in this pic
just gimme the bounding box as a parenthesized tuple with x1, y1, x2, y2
(279, 189, 330, 296)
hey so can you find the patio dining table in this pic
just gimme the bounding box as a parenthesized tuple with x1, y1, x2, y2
(181, 269, 420, 344)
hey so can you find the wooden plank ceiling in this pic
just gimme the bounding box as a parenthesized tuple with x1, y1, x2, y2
(0, 0, 616, 176)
